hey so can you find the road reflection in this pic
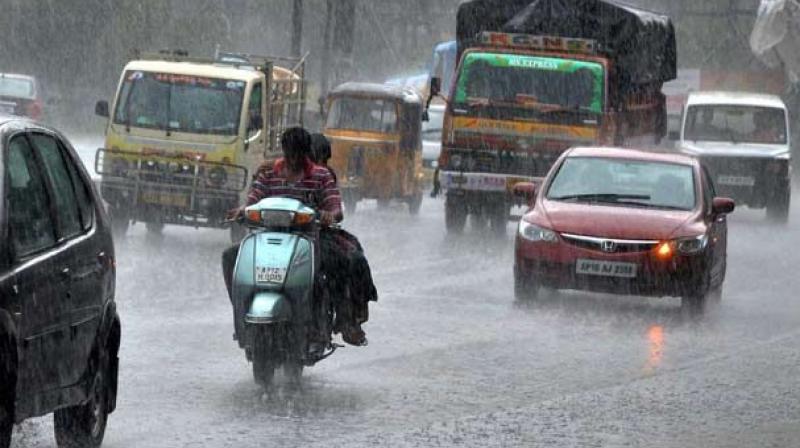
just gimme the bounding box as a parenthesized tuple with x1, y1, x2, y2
(643, 325, 664, 375)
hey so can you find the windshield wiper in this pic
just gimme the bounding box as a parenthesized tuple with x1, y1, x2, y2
(551, 193, 651, 203)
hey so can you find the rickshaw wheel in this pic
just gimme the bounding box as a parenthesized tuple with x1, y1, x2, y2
(408, 193, 423, 215)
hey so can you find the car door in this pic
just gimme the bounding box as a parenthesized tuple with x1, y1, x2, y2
(29, 132, 104, 387)
(3, 133, 69, 394)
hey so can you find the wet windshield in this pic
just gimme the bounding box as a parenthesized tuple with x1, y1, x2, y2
(326, 97, 398, 133)
(113, 71, 245, 135)
(548, 157, 697, 210)
(684, 105, 787, 144)
(0, 76, 34, 98)
(453, 52, 604, 114)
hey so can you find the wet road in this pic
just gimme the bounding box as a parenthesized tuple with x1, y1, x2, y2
(12, 138, 800, 447)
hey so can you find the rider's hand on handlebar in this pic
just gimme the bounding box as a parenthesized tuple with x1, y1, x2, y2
(226, 206, 245, 222)
(320, 211, 336, 226)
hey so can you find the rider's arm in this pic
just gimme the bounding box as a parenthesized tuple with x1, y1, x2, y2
(319, 169, 344, 223)
(245, 166, 274, 206)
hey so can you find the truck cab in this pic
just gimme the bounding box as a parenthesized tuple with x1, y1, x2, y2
(95, 51, 306, 236)
(678, 91, 791, 222)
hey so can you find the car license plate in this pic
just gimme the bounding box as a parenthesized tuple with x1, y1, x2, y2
(576, 259, 637, 278)
(140, 192, 189, 207)
(256, 266, 286, 284)
(717, 175, 755, 187)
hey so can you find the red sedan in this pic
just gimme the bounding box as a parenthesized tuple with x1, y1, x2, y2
(513, 147, 735, 311)
(0, 73, 43, 120)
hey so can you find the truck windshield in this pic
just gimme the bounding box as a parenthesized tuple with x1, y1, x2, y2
(684, 105, 787, 144)
(547, 157, 696, 211)
(113, 71, 245, 136)
(326, 97, 398, 133)
(453, 52, 604, 114)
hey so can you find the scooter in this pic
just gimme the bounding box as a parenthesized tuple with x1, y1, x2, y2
(230, 197, 337, 387)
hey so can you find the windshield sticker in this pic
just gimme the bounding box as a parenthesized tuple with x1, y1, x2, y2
(508, 57, 559, 70)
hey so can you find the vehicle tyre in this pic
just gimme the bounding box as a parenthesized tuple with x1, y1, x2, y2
(251, 327, 277, 387)
(767, 187, 790, 223)
(445, 195, 467, 234)
(682, 273, 712, 316)
(0, 334, 16, 448)
(514, 269, 540, 302)
(54, 345, 110, 448)
(109, 207, 129, 237)
(408, 193, 423, 215)
(145, 221, 165, 235)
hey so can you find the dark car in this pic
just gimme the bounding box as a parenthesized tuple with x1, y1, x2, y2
(0, 74, 43, 121)
(0, 117, 120, 448)
(513, 147, 735, 312)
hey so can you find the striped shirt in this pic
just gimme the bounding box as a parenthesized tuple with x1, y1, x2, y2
(246, 157, 343, 218)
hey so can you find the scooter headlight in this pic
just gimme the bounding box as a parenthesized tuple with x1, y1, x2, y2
(518, 221, 558, 243)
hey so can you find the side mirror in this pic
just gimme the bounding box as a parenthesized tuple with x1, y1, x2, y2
(668, 130, 680, 141)
(95, 100, 109, 118)
(513, 182, 537, 205)
(712, 197, 735, 215)
(429, 77, 441, 98)
(422, 110, 430, 122)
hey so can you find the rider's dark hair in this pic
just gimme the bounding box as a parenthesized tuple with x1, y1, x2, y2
(310, 133, 332, 164)
(281, 127, 311, 160)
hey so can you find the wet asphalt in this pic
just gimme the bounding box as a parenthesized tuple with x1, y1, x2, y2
(11, 139, 800, 447)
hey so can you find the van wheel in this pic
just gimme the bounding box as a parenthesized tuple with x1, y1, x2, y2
(445, 195, 467, 234)
(767, 187, 790, 223)
(54, 346, 110, 448)
(0, 334, 16, 448)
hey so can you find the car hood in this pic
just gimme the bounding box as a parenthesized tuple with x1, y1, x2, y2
(680, 140, 790, 158)
(536, 200, 697, 240)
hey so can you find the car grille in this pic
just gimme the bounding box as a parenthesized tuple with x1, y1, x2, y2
(560, 233, 659, 254)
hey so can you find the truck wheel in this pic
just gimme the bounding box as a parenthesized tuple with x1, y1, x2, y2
(54, 345, 110, 448)
(408, 193, 423, 215)
(251, 328, 277, 388)
(109, 207, 129, 237)
(767, 187, 790, 223)
(0, 334, 16, 448)
(445, 195, 467, 234)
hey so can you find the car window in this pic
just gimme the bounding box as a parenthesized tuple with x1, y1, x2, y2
(6, 135, 57, 257)
(29, 133, 82, 239)
(60, 140, 94, 230)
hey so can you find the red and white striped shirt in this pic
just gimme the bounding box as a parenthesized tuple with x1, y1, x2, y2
(246, 157, 343, 218)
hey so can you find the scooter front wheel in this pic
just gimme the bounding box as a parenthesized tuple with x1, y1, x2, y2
(251, 328, 278, 387)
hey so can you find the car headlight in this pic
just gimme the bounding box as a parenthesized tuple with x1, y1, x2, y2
(518, 221, 558, 243)
(676, 234, 708, 255)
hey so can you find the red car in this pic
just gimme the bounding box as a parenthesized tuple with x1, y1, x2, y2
(0, 73, 43, 120)
(513, 147, 735, 311)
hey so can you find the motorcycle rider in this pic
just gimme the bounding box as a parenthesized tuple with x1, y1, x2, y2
(222, 127, 372, 346)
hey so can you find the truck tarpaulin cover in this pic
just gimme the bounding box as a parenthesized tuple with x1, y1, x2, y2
(457, 0, 677, 86)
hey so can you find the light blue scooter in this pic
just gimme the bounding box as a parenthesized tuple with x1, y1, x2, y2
(231, 197, 336, 387)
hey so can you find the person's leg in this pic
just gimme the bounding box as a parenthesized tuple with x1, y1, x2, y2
(221, 244, 240, 301)
(320, 232, 366, 345)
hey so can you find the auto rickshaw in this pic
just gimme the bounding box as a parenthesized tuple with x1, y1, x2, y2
(324, 82, 424, 214)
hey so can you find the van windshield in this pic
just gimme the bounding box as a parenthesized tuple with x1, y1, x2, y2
(684, 105, 787, 144)
(113, 71, 245, 136)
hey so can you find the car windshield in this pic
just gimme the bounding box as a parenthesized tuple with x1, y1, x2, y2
(422, 107, 444, 142)
(113, 70, 245, 136)
(326, 97, 398, 133)
(547, 157, 696, 211)
(684, 105, 787, 144)
(453, 52, 605, 114)
(0, 76, 35, 98)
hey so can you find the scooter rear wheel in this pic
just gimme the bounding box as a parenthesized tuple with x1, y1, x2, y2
(251, 328, 277, 387)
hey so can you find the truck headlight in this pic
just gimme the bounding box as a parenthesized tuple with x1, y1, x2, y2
(518, 221, 558, 243)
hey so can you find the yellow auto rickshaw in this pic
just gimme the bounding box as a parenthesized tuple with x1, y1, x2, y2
(324, 82, 425, 214)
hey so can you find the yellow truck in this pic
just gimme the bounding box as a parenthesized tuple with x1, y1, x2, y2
(94, 50, 306, 237)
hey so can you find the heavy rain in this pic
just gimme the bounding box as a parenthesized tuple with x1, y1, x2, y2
(1, 1, 800, 447)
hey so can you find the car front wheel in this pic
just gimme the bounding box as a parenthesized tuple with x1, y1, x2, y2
(514, 268, 540, 302)
(54, 346, 110, 448)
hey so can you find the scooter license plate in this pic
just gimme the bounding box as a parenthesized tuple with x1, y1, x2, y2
(256, 266, 287, 284)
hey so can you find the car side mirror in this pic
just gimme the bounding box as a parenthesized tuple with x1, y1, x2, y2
(513, 182, 537, 205)
(95, 100, 109, 118)
(712, 197, 735, 215)
(668, 130, 680, 141)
